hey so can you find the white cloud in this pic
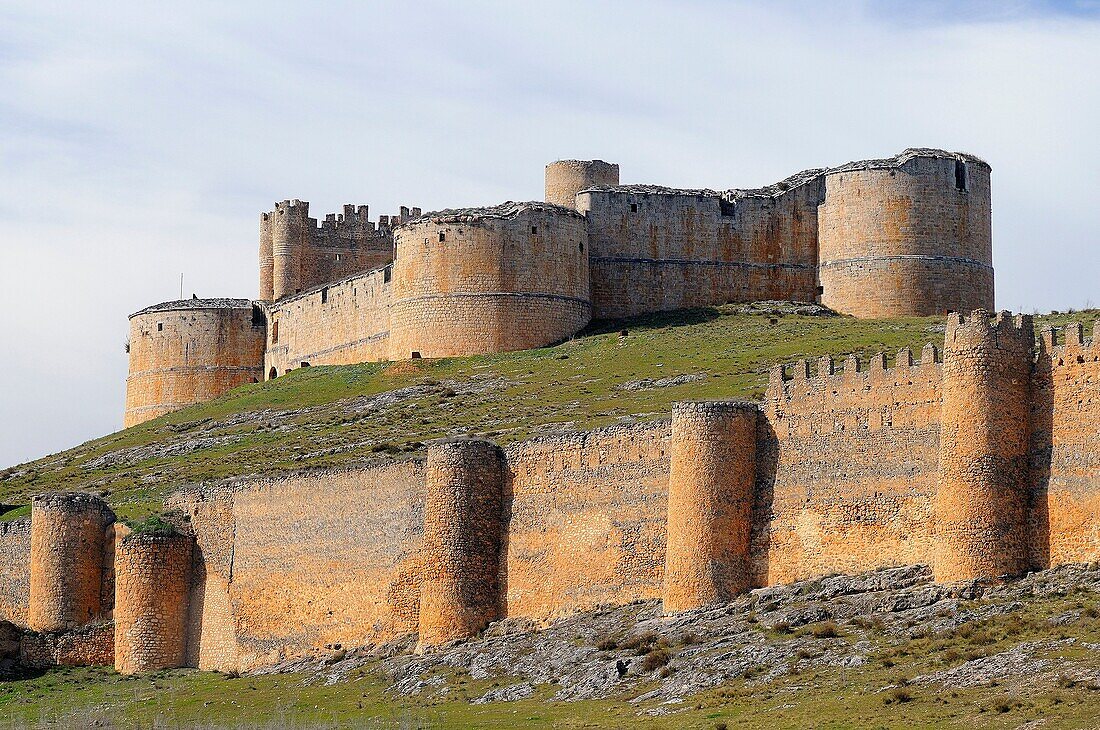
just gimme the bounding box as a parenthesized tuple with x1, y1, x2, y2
(1, 0, 1098, 465)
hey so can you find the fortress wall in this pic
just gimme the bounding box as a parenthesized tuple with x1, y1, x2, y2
(19, 622, 115, 669)
(388, 205, 590, 359)
(502, 422, 671, 622)
(578, 184, 821, 320)
(265, 267, 392, 377)
(201, 464, 425, 667)
(757, 348, 944, 585)
(300, 206, 395, 292)
(125, 302, 266, 426)
(1031, 323, 1100, 568)
(0, 518, 31, 625)
(818, 154, 994, 318)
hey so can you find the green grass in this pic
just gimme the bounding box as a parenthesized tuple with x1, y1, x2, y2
(1, 305, 1094, 523)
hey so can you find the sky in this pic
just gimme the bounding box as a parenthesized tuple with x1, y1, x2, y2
(1, 0, 1098, 468)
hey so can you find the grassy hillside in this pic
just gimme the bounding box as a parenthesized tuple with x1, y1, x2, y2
(1, 304, 1092, 523)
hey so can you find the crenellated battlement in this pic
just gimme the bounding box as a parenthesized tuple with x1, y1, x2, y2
(945, 309, 1034, 354)
(766, 342, 941, 405)
(1039, 320, 1100, 364)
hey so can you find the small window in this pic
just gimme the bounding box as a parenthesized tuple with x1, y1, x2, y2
(272, 320, 279, 343)
(157, 322, 163, 332)
(438, 231, 446, 242)
(955, 160, 968, 191)
(383, 266, 392, 283)
(335, 254, 342, 262)
(579, 242, 584, 253)
(269, 367, 278, 380)
(531, 226, 538, 234)
(411, 351, 422, 359)
(629, 203, 638, 213)
(321, 287, 328, 304)
(817, 285, 824, 295)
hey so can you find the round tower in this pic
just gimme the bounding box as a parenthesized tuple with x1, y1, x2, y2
(114, 532, 193, 674)
(545, 160, 619, 209)
(417, 439, 504, 651)
(817, 150, 993, 318)
(934, 310, 1034, 582)
(258, 210, 274, 301)
(389, 202, 590, 360)
(28, 493, 115, 632)
(270, 199, 310, 301)
(125, 299, 266, 427)
(663, 401, 758, 612)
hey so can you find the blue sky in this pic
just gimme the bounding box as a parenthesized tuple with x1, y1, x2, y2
(1, 0, 1098, 467)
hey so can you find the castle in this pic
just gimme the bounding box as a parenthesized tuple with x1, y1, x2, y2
(7, 148, 1092, 678)
(124, 148, 993, 426)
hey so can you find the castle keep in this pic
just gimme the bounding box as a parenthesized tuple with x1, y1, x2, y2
(124, 148, 994, 426)
(2, 311, 1098, 673)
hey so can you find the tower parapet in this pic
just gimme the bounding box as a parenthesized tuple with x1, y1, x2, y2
(28, 493, 115, 633)
(113, 531, 193, 674)
(663, 401, 758, 612)
(417, 439, 504, 651)
(545, 159, 620, 209)
(934, 310, 1034, 582)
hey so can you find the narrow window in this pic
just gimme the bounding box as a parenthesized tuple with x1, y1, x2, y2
(157, 322, 163, 332)
(269, 367, 278, 380)
(335, 253, 342, 262)
(321, 287, 328, 304)
(411, 351, 422, 359)
(438, 231, 446, 242)
(629, 203, 638, 213)
(531, 226, 538, 234)
(579, 242, 584, 253)
(272, 320, 279, 343)
(955, 160, 968, 191)
(817, 285, 824, 295)
(383, 265, 392, 283)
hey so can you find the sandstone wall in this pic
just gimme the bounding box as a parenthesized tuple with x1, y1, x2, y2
(1031, 322, 1100, 568)
(114, 533, 192, 674)
(758, 347, 944, 585)
(578, 182, 821, 320)
(19, 622, 114, 668)
(818, 153, 993, 318)
(389, 203, 591, 359)
(264, 267, 392, 378)
(125, 300, 266, 426)
(503, 422, 671, 622)
(0, 518, 30, 626)
(172, 464, 425, 669)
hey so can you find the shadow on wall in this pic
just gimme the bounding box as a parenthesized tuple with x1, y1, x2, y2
(751, 416, 780, 588)
(581, 307, 727, 337)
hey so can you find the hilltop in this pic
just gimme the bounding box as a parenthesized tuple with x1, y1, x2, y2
(1, 303, 1090, 523)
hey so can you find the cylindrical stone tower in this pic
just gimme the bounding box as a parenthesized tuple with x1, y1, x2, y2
(934, 310, 1034, 582)
(124, 299, 266, 427)
(114, 532, 193, 674)
(545, 160, 620, 209)
(389, 202, 591, 360)
(258, 210, 274, 301)
(270, 199, 310, 301)
(663, 401, 758, 612)
(818, 149, 993, 318)
(28, 493, 115, 632)
(417, 439, 505, 651)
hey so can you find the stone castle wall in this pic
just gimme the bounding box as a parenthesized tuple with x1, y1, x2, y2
(759, 346, 944, 585)
(545, 160, 619, 209)
(1030, 323, 1100, 568)
(818, 153, 993, 318)
(264, 266, 392, 378)
(19, 313, 1100, 673)
(577, 182, 822, 320)
(125, 300, 266, 426)
(0, 518, 30, 625)
(389, 203, 591, 359)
